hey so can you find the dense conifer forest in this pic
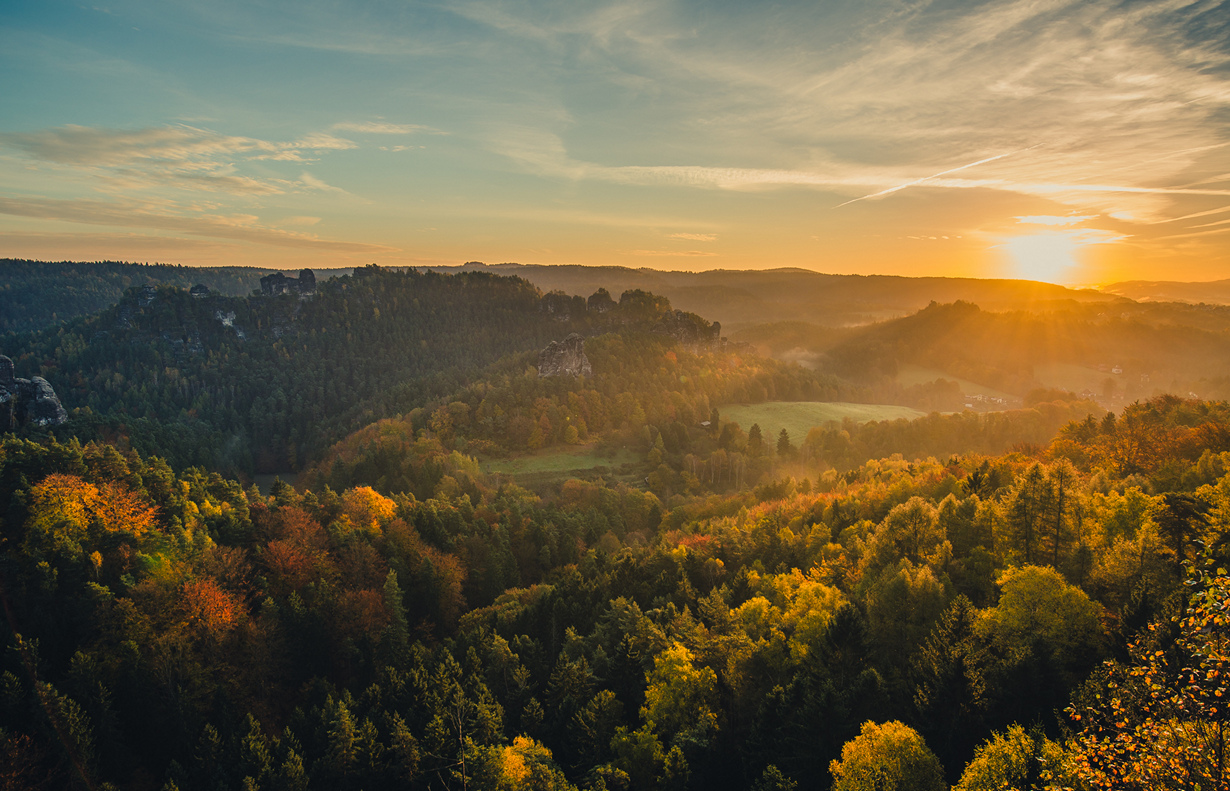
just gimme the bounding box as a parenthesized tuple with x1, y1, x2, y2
(0, 260, 304, 335)
(2, 264, 1229, 790)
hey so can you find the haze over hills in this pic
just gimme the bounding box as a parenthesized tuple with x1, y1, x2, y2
(429, 262, 1117, 330)
(1100, 278, 1230, 305)
(4, 259, 1125, 336)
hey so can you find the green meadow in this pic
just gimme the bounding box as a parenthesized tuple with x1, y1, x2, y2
(720, 401, 926, 444)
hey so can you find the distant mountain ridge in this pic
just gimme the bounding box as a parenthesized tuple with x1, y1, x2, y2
(0, 259, 352, 334)
(421, 262, 1116, 330)
(1100, 278, 1230, 305)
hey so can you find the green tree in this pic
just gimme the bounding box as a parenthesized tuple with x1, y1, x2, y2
(748, 423, 765, 457)
(953, 724, 1066, 791)
(1006, 464, 1051, 564)
(912, 596, 988, 776)
(828, 720, 945, 791)
(777, 429, 796, 459)
(641, 642, 719, 748)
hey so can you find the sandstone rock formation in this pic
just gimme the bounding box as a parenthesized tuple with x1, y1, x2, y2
(587, 288, 615, 313)
(655, 310, 723, 350)
(538, 333, 592, 378)
(0, 355, 68, 430)
(260, 269, 317, 297)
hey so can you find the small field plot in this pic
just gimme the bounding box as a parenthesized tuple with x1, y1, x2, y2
(484, 446, 639, 485)
(1032, 362, 1121, 395)
(721, 401, 925, 443)
(896, 364, 1018, 401)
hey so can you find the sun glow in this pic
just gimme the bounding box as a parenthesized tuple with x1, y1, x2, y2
(1001, 233, 1084, 282)
(999, 222, 1127, 283)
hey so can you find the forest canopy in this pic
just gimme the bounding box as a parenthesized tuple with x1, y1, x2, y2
(2, 263, 1230, 790)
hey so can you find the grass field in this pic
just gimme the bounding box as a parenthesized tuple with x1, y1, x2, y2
(721, 401, 926, 443)
(896, 364, 1019, 401)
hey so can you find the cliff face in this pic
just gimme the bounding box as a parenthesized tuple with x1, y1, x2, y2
(0, 355, 68, 430)
(538, 333, 593, 378)
(655, 310, 723, 351)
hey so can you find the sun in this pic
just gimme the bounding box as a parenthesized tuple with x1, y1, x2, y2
(997, 218, 1127, 284)
(1001, 232, 1083, 283)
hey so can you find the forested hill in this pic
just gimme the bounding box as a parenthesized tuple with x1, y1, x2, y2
(4, 259, 1124, 336)
(425, 262, 1116, 330)
(2, 266, 680, 473)
(798, 299, 1230, 399)
(0, 259, 340, 334)
(0, 267, 753, 475)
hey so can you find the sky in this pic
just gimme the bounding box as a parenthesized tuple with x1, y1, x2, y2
(2, 0, 1230, 284)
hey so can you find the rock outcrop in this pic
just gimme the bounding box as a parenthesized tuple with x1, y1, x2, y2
(541, 290, 585, 320)
(587, 288, 615, 313)
(538, 334, 592, 378)
(260, 269, 317, 298)
(0, 355, 68, 430)
(655, 310, 723, 350)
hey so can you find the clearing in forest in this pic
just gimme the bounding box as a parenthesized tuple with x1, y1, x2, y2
(721, 401, 926, 444)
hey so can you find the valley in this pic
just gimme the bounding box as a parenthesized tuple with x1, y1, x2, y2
(0, 261, 1227, 791)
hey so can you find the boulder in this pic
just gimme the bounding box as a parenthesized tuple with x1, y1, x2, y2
(21, 377, 68, 426)
(538, 334, 593, 378)
(0, 355, 68, 430)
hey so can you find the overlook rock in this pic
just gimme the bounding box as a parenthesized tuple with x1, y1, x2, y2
(261, 269, 317, 297)
(538, 333, 592, 378)
(0, 355, 68, 430)
(656, 309, 723, 350)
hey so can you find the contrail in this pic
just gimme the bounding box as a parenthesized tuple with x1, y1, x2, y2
(1148, 204, 1230, 225)
(834, 147, 1036, 208)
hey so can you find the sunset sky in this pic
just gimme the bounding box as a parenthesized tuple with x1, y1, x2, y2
(2, 0, 1229, 284)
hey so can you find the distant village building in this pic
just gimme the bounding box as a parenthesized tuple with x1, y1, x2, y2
(260, 269, 317, 297)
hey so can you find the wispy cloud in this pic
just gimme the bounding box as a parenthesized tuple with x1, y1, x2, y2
(0, 196, 396, 252)
(333, 121, 445, 135)
(631, 249, 719, 257)
(1017, 215, 1098, 226)
(473, 0, 1230, 231)
(669, 233, 716, 241)
(0, 124, 358, 197)
(0, 124, 353, 166)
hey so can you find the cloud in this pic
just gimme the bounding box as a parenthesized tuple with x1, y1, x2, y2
(1016, 215, 1098, 226)
(669, 233, 716, 241)
(471, 0, 1230, 230)
(0, 196, 397, 253)
(0, 231, 225, 254)
(298, 172, 347, 193)
(0, 124, 356, 196)
(0, 124, 353, 165)
(333, 121, 443, 135)
(631, 249, 719, 257)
